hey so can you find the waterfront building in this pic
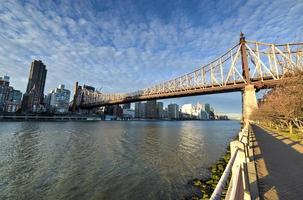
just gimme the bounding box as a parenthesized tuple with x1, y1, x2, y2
(83, 85, 95, 92)
(0, 75, 11, 112)
(168, 103, 179, 119)
(209, 107, 215, 119)
(157, 102, 164, 119)
(113, 105, 123, 118)
(105, 105, 114, 116)
(122, 103, 131, 109)
(4, 89, 23, 113)
(135, 102, 146, 118)
(146, 100, 157, 119)
(181, 103, 201, 119)
(205, 103, 211, 114)
(123, 108, 135, 119)
(200, 110, 208, 120)
(181, 104, 194, 117)
(162, 107, 168, 119)
(0, 75, 22, 113)
(21, 60, 47, 113)
(46, 84, 71, 114)
(195, 102, 204, 119)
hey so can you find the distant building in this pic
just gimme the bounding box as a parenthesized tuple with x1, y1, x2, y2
(217, 115, 228, 120)
(135, 102, 146, 118)
(45, 84, 71, 114)
(195, 102, 204, 119)
(0, 75, 22, 113)
(5, 89, 22, 113)
(209, 107, 215, 119)
(157, 102, 164, 119)
(168, 103, 179, 119)
(181, 103, 201, 119)
(123, 108, 135, 119)
(200, 110, 208, 120)
(181, 104, 194, 117)
(21, 60, 47, 113)
(113, 105, 123, 118)
(205, 103, 211, 114)
(122, 103, 131, 109)
(146, 100, 157, 119)
(0, 75, 11, 112)
(83, 85, 95, 92)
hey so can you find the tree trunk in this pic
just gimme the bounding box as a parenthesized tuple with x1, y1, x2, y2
(289, 123, 293, 134)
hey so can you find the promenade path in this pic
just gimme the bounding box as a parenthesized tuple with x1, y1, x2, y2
(251, 125, 303, 200)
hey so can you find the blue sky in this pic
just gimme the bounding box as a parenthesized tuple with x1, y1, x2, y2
(0, 0, 302, 117)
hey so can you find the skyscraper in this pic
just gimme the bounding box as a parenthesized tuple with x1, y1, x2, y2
(135, 102, 146, 118)
(0, 75, 11, 112)
(146, 100, 157, 119)
(122, 103, 131, 109)
(0, 75, 23, 113)
(21, 60, 47, 113)
(168, 103, 179, 119)
(45, 84, 71, 113)
(157, 102, 163, 119)
(205, 103, 211, 114)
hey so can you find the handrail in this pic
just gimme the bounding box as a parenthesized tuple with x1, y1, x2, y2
(229, 165, 243, 200)
(210, 148, 239, 200)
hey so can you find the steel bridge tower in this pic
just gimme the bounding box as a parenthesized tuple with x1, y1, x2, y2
(240, 33, 258, 125)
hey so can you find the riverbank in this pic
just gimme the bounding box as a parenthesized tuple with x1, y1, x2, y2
(0, 115, 101, 121)
(187, 145, 231, 199)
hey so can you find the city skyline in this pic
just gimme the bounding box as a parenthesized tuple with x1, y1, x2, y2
(1, 0, 302, 117)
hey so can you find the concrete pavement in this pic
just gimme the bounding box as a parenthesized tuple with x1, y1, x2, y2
(251, 125, 303, 200)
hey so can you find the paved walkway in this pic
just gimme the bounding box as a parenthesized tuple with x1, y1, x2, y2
(251, 125, 303, 200)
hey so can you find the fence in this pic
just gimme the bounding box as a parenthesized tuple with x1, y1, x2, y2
(210, 125, 259, 200)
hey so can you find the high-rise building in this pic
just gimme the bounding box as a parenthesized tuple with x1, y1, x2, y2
(0, 75, 23, 113)
(200, 110, 208, 120)
(157, 102, 163, 119)
(122, 108, 135, 119)
(135, 102, 146, 118)
(45, 84, 71, 113)
(205, 103, 211, 114)
(168, 103, 179, 119)
(146, 100, 157, 119)
(181, 104, 194, 117)
(122, 103, 131, 109)
(21, 60, 47, 113)
(0, 75, 12, 112)
(5, 89, 23, 113)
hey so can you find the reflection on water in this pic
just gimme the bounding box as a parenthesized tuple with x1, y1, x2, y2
(0, 120, 239, 199)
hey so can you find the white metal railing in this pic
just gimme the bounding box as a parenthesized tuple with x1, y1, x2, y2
(210, 127, 251, 200)
(210, 148, 239, 200)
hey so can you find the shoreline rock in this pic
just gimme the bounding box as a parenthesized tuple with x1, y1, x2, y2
(187, 145, 231, 200)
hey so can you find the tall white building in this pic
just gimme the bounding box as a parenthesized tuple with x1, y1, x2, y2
(46, 84, 70, 114)
(181, 104, 194, 116)
(181, 102, 210, 119)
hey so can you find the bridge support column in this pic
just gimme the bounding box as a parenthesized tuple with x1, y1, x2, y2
(243, 85, 258, 126)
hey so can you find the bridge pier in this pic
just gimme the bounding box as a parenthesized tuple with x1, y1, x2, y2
(242, 85, 258, 126)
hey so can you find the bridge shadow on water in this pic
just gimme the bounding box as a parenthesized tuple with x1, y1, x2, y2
(251, 125, 303, 200)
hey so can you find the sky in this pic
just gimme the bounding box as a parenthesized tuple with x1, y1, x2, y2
(0, 0, 302, 117)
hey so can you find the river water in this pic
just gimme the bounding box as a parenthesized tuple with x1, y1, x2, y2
(0, 120, 240, 200)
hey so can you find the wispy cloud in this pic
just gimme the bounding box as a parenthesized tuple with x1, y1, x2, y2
(0, 0, 302, 113)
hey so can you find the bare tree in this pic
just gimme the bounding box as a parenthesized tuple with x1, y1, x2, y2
(252, 71, 303, 134)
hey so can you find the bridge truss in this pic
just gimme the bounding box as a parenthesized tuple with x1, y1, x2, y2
(72, 35, 303, 109)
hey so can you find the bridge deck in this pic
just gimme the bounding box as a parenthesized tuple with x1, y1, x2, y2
(80, 77, 283, 108)
(252, 125, 303, 199)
